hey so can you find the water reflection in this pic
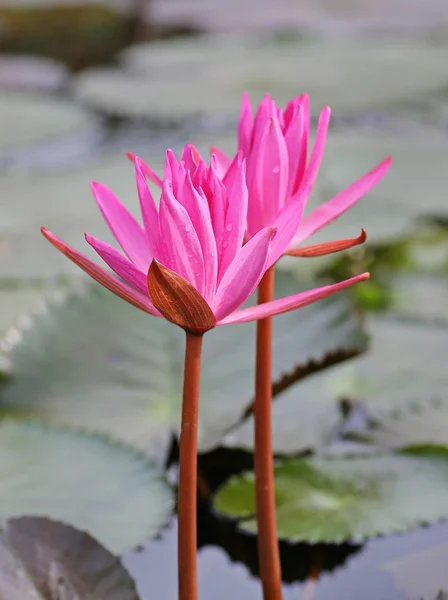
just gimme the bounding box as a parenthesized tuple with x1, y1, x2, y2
(124, 519, 448, 600)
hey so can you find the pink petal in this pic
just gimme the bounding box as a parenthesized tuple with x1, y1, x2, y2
(158, 180, 205, 295)
(246, 118, 289, 235)
(211, 226, 276, 321)
(284, 103, 308, 197)
(163, 149, 180, 195)
(181, 173, 218, 302)
(41, 227, 158, 316)
(90, 181, 150, 272)
(127, 152, 163, 188)
(180, 144, 200, 172)
(134, 158, 159, 258)
(210, 148, 232, 179)
(299, 106, 331, 195)
(85, 233, 148, 295)
(208, 174, 226, 255)
(237, 91, 254, 156)
(218, 157, 248, 283)
(292, 157, 392, 247)
(219, 272, 369, 325)
(267, 188, 308, 267)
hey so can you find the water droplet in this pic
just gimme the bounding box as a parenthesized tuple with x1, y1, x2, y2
(223, 241, 229, 249)
(185, 226, 191, 232)
(272, 165, 280, 174)
(226, 224, 233, 232)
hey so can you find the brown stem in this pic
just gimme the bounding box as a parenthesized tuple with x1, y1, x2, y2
(178, 332, 203, 600)
(254, 266, 283, 600)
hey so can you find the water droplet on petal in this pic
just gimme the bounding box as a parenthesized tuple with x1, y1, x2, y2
(223, 241, 229, 249)
(185, 226, 191, 232)
(226, 224, 233, 232)
(272, 165, 280, 174)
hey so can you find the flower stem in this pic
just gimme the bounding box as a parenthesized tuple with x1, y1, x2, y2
(254, 265, 283, 600)
(178, 331, 203, 600)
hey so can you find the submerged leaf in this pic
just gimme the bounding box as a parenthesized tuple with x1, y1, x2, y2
(0, 421, 173, 553)
(0, 516, 139, 600)
(213, 448, 448, 543)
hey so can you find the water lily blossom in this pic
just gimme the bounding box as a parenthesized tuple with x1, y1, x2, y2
(212, 92, 392, 251)
(42, 144, 372, 600)
(42, 151, 369, 334)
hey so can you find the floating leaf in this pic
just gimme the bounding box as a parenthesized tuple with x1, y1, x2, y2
(321, 128, 448, 220)
(390, 273, 448, 325)
(0, 420, 173, 553)
(0, 92, 99, 166)
(0, 270, 366, 459)
(89, 34, 448, 122)
(0, 55, 68, 92)
(213, 448, 448, 543)
(0, 516, 139, 599)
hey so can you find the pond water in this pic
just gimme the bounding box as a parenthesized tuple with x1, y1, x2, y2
(0, 1, 448, 599)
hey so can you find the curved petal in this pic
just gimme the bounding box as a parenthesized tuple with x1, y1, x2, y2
(291, 157, 392, 247)
(211, 227, 276, 321)
(181, 173, 218, 303)
(210, 148, 232, 180)
(247, 118, 289, 235)
(41, 227, 158, 316)
(134, 158, 159, 257)
(298, 106, 331, 195)
(163, 149, 180, 195)
(90, 181, 150, 272)
(127, 152, 163, 188)
(218, 156, 248, 282)
(219, 272, 369, 325)
(237, 91, 254, 156)
(85, 234, 148, 295)
(158, 180, 205, 295)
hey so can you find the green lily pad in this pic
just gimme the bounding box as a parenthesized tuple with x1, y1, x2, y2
(0, 92, 99, 163)
(390, 273, 448, 324)
(0, 516, 139, 599)
(0, 152, 164, 280)
(0, 420, 173, 553)
(321, 128, 448, 220)
(0, 270, 366, 460)
(81, 33, 448, 122)
(225, 314, 448, 454)
(153, 0, 448, 33)
(213, 447, 448, 543)
(0, 55, 68, 92)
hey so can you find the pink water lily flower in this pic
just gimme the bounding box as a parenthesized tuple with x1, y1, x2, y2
(129, 93, 391, 259)
(42, 149, 368, 332)
(211, 92, 392, 250)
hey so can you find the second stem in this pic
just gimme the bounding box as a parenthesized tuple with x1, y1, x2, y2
(254, 265, 283, 600)
(178, 331, 203, 600)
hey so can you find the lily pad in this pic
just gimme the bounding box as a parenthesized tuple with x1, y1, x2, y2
(390, 273, 448, 324)
(322, 315, 448, 418)
(320, 128, 448, 220)
(0, 516, 139, 599)
(0, 92, 100, 166)
(213, 447, 448, 543)
(0, 152, 164, 280)
(224, 314, 448, 454)
(0, 271, 366, 460)
(0, 55, 68, 91)
(0, 420, 173, 553)
(82, 34, 448, 122)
